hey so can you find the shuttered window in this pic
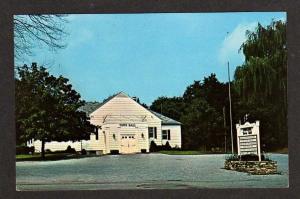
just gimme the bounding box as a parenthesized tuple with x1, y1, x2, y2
(162, 130, 171, 140)
(95, 127, 99, 140)
(148, 127, 157, 139)
(148, 127, 153, 138)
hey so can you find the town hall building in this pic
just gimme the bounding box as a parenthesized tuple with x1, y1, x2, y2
(28, 92, 182, 154)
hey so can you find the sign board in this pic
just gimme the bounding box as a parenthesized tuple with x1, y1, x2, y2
(119, 123, 136, 127)
(236, 121, 261, 161)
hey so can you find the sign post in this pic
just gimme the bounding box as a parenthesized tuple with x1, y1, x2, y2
(236, 121, 261, 161)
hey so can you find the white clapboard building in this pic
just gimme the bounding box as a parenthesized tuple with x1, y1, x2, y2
(28, 92, 182, 154)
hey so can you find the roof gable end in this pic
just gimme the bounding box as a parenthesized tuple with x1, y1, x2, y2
(89, 92, 161, 122)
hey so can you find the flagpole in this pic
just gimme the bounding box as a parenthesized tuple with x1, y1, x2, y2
(223, 106, 227, 153)
(227, 61, 234, 154)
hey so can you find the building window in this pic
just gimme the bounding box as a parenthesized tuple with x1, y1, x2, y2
(162, 130, 171, 140)
(148, 127, 157, 139)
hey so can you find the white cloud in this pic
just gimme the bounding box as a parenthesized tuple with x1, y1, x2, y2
(218, 22, 257, 65)
(278, 16, 286, 22)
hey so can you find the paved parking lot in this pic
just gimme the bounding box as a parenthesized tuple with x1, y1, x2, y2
(16, 153, 288, 190)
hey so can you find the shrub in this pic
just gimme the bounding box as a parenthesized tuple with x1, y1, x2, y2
(110, 150, 119, 155)
(16, 146, 35, 155)
(45, 149, 52, 153)
(225, 154, 268, 161)
(29, 146, 34, 154)
(225, 154, 239, 161)
(81, 149, 87, 155)
(172, 145, 181, 151)
(65, 146, 76, 154)
(240, 154, 267, 161)
(149, 141, 158, 152)
(163, 141, 172, 150)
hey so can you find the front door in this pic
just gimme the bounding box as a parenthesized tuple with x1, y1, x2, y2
(120, 135, 137, 154)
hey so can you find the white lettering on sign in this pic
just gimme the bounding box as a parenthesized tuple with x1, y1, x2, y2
(119, 123, 136, 127)
(239, 135, 258, 155)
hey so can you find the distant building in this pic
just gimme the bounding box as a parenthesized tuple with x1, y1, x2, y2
(28, 92, 182, 154)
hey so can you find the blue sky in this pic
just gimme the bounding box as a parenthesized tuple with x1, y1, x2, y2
(16, 12, 286, 105)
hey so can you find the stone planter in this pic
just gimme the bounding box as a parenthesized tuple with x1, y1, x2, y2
(224, 160, 278, 175)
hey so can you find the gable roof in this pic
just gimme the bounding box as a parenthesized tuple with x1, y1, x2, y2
(79, 92, 125, 116)
(78, 101, 102, 116)
(148, 110, 181, 125)
(79, 92, 181, 125)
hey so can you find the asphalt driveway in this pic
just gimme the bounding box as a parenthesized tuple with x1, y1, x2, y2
(16, 153, 288, 190)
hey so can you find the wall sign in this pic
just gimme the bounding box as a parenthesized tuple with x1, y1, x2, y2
(236, 121, 261, 161)
(119, 123, 136, 127)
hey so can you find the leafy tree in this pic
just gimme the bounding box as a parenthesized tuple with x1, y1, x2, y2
(14, 15, 68, 60)
(134, 97, 149, 109)
(150, 74, 227, 151)
(150, 96, 185, 121)
(235, 20, 286, 106)
(234, 20, 287, 149)
(181, 98, 223, 150)
(202, 74, 228, 113)
(183, 80, 202, 102)
(148, 20, 287, 152)
(16, 63, 94, 158)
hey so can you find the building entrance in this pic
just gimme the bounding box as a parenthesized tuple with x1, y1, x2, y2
(120, 134, 138, 154)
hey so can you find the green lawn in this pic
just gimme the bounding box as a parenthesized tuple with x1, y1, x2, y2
(16, 154, 42, 159)
(158, 150, 205, 155)
(16, 153, 83, 161)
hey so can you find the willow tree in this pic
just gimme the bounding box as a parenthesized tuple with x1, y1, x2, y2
(234, 20, 287, 149)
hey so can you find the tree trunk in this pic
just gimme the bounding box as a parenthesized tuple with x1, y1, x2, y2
(41, 139, 45, 159)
